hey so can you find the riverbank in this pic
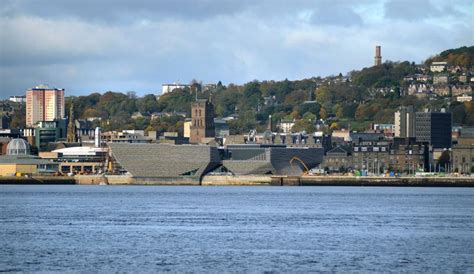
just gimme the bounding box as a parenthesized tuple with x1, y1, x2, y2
(0, 176, 75, 185)
(272, 175, 474, 187)
(0, 175, 472, 186)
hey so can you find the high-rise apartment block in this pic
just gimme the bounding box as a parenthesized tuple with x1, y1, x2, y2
(190, 99, 215, 144)
(394, 106, 415, 138)
(26, 85, 65, 127)
(374, 45, 382, 66)
(415, 110, 452, 149)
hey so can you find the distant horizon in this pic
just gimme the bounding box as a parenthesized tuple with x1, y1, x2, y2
(1, 0, 472, 99)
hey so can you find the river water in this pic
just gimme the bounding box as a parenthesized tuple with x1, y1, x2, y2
(0, 185, 473, 272)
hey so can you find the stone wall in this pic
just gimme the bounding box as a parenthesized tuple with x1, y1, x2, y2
(201, 175, 272, 186)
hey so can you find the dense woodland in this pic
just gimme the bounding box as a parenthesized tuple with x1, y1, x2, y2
(5, 46, 474, 134)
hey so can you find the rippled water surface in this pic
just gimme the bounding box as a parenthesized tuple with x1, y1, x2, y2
(1, 185, 473, 272)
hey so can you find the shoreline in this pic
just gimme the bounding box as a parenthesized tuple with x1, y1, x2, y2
(0, 175, 473, 187)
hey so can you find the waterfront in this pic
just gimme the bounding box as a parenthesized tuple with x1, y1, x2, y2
(1, 186, 473, 272)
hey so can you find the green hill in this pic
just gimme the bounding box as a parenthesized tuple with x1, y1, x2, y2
(425, 46, 474, 68)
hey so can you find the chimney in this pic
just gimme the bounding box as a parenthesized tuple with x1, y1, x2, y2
(374, 45, 382, 66)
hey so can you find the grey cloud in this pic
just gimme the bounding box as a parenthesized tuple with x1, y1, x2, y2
(2, 0, 254, 22)
(310, 5, 363, 26)
(0, 0, 473, 98)
(384, 0, 465, 21)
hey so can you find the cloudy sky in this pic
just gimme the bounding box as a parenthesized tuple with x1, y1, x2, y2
(0, 0, 472, 98)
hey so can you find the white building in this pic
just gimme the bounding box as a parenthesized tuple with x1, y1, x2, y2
(457, 94, 472, 102)
(279, 120, 295, 133)
(162, 83, 190, 94)
(9, 96, 26, 103)
(430, 61, 448, 73)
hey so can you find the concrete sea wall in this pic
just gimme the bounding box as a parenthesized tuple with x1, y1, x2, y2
(272, 176, 474, 187)
(1, 175, 472, 187)
(0, 176, 75, 185)
(201, 175, 272, 186)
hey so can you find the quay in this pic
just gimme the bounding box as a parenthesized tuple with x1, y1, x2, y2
(0, 175, 473, 187)
(271, 175, 474, 187)
(0, 176, 75, 185)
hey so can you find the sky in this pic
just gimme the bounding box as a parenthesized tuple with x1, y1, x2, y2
(0, 0, 473, 98)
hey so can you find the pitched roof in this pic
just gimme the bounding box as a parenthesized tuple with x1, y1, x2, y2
(326, 146, 350, 155)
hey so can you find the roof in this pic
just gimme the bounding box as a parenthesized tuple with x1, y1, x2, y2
(109, 143, 220, 178)
(0, 155, 58, 165)
(326, 146, 350, 155)
(350, 132, 384, 142)
(53, 146, 107, 156)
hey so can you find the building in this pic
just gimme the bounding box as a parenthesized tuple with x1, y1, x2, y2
(222, 144, 324, 176)
(108, 143, 220, 183)
(433, 74, 449, 85)
(321, 146, 352, 172)
(9, 96, 26, 103)
(40, 146, 108, 175)
(332, 129, 351, 142)
(0, 155, 58, 176)
(457, 94, 472, 102)
(154, 132, 189, 145)
(33, 120, 68, 151)
(278, 120, 295, 133)
(451, 85, 473, 97)
(0, 138, 10, 155)
(26, 85, 65, 127)
(352, 138, 391, 174)
(183, 118, 192, 138)
(415, 110, 452, 149)
(374, 45, 382, 66)
(189, 99, 215, 144)
(0, 114, 10, 129)
(102, 131, 151, 143)
(390, 138, 429, 174)
(452, 137, 474, 174)
(214, 118, 230, 138)
(433, 85, 450, 97)
(430, 61, 447, 73)
(161, 83, 190, 94)
(394, 106, 415, 138)
(0, 138, 58, 176)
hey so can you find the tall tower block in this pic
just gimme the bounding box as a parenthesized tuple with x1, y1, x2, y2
(374, 45, 382, 66)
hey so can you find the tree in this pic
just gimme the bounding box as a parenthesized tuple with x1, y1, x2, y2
(319, 108, 327, 120)
(335, 104, 344, 119)
(355, 104, 366, 121)
(330, 122, 340, 130)
(438, 150, 451, 170)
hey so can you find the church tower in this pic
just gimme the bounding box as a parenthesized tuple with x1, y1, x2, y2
(190, 99, 215, 144)
(67, 103, 77, 143)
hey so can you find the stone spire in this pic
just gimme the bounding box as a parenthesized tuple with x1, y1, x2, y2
(67, 103, 77, 143)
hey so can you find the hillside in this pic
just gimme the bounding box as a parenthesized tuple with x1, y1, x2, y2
(5, 46, 474, 133)
(425, 46, 474, 68)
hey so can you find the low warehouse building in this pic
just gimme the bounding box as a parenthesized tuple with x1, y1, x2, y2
(0, 155, 58, 176)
